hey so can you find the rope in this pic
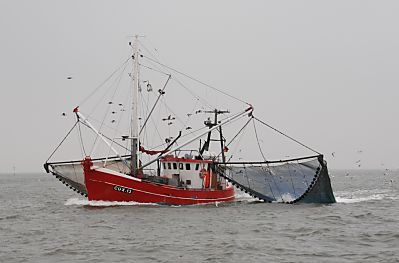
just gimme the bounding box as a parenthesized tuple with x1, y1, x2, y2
(215, 116, 252, 159)
(139, 75, 171, 135)
(142, 55, 250, 106)
(140, 63, 170, 76)
(140, 53, 218, 110)
(253, 116, 321, 155)
(46, 121, 78, 163)
(252, 118, 268, 162)
(78, 56, 131, 107)
(79, 121, 130, 152)
(89, 61, 129, 155)
(77, 121, 87, 157)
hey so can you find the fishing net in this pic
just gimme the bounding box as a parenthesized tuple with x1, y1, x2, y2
(218, 155, 335, 203)
(45, 157, 131, 196)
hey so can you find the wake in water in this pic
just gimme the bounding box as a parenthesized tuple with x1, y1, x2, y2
(335, 188, 399, 203)
(65, 188, 398, 206)
(64, 198, 160, 207)
(64, 189, 258, 207)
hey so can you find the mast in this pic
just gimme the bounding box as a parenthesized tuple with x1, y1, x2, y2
(131, 35, 140, 176)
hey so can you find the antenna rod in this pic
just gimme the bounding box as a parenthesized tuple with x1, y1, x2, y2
(140, 106, 253, 170)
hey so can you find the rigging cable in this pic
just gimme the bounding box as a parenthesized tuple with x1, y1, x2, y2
(215, 116, 252, 160)
(77, 121, 87, 157)
(139, 74, 171, 135)
(87, 58, 131, 117)
(144, 111, 249, 152)
(137, 42, 219, 110)
(90, 60, 129, 155)
(105, 83, 132, 165)
(253, 116, 321, 155)
(252, 117, 268, 162)
(79, 121, 130, 152)
(141, 57, 217, 110)
(142, 55, 250, 106)
(45, 121, 79, 163)
(78, 56, 131, 107)
(139, 63, 171, 77)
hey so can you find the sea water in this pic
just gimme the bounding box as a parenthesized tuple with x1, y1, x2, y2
(0, 170, 398, 263)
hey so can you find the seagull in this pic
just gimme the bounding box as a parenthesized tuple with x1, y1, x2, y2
(187, 113, 192, 117)
(162, 115, 175, 121)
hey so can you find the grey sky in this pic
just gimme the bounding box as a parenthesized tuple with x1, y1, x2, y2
(0, 0, 398, 173)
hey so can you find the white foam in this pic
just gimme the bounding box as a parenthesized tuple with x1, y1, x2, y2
(64, 197, 159, 207)
(336, 190, 399, 204)
(336, 195, 384, 203)
(234, 190, 258, 203)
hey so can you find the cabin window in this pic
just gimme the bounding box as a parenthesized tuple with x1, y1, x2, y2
(195, 163, 200, 170)
(168, 163, 171, 170)
(186, 180, 191, 185)
(179, 163, 183, 170)
(162, 163, 166, 169)
(173, 163, 177, 170)
(185, 163, 191, 170)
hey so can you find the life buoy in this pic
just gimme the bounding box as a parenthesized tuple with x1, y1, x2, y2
(199, 168, 207, 179)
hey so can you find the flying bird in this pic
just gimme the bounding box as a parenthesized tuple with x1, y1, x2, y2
(162, 115, 175, 121)
(67, 77, 72, 80)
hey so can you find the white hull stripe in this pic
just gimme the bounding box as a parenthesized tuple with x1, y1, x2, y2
(89, 179, 235, 201)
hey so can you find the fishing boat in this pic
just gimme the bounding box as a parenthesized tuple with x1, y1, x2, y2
(44, 36, 335, 205)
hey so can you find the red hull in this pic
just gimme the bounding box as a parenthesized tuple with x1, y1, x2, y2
(83, 159, 235, 205)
